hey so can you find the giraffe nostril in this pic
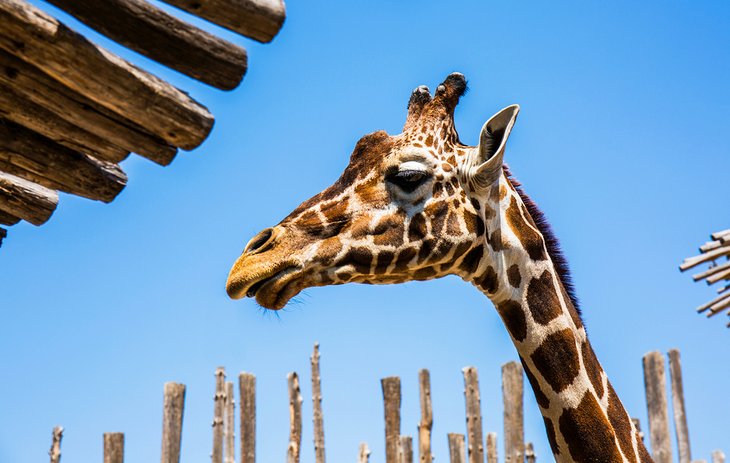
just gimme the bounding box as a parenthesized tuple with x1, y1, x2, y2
(244, 227, 275, 254)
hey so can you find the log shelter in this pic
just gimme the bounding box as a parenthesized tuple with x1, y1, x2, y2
(0, 0, 286, 247)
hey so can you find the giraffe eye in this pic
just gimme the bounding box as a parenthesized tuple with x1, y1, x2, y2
(387, 170, 429, 193)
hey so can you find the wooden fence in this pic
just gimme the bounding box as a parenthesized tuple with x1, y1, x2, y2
(47, 345, 724, 463)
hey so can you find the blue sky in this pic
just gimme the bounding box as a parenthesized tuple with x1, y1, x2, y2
(1, 1, 728, 462)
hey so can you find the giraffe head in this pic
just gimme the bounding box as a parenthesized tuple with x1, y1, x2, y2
(226, 73, 521, 309)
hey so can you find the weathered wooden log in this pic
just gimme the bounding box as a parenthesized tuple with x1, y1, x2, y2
(680, 245, 730, 271)
(0, 209, 19, 225)
(699, 240, 721, 253)
(462, 367, 485, 463)
(0, 82, 128, 163)
(418, 369, 433, 463)
(382, 376, 402, 463)
(525, 442, 536, 463)
(0, 120, 127, 202)
(668, 350, 692, 463)
(160, 0, 285, 43)
(0, 171, 57, 225)
(49, 426, 63, 463)
(0, 0, 214, 150)
(311, 343, 326, 463)
(632, 417, 645, 443)
(161, 382, 186, 463)
(104, 433, 124, 463)
(712, 450, 726, 463)
(447, 433, 466, 463)
(400, 436, 414, 463)
(692, 261, 730, 282)
(45, 0, 247, 90)
(239, 373, 256, 463)
(707, 295, 730, 317)
(0, 48, 175, 165)
(212, 368, 226, 463)
(696, 292, 730, 313)
(225, 381, 235, 463)
(0, 226, 6, 246)
(643, 351, 672, 463)
(486, 432, 498, 463)
(287, 372, 303, 463)
(358, 443, 371, 463)
(706, 267, 730, 285)
(711, 229, 730, 240)
(501, 361, 524, 463)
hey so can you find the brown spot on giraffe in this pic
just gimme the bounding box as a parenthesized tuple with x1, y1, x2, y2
(526, 270, 562, 325)
(488, 229, 509, 252)
(543, 416, 561, 457)
(607, 383, 638, 463)
(559, 391, 624, 463)
(496, 299, 526, 342)
(408, 213, 428, 242)
(520, 357, 550, 409)
(475, 265, 498, 295)
(458, 245, 483, 274)
(506, 196, 547, 261)
(530, 328, 581, 394)
(507, 264, 522, 288)
(582, 342, 604, 399)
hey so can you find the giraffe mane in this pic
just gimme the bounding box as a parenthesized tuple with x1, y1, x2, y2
(502, 164, 581, 316)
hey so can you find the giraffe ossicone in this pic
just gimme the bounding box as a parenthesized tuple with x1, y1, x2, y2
(226, 73, 654, 463)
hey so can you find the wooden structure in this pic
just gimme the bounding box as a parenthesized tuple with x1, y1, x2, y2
(680, 228, 730, 326)
(0, 0, 286, 248)
(46, 345, 724, 463)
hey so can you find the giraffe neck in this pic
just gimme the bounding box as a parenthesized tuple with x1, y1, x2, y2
(463, 179, 653, 463)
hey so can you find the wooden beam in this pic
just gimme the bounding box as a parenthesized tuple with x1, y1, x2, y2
(212, 367, 226, 463)
(0, 120, 127, 203)
(161, 382, 186, 463)
(45, 0, 247, 90)
(49, 426, 63, 463)
(525, 442, 536, 463)
(160, 0, 285, 43)
(0, 0, 214, 150)
(643, 351, 672, 463)
(712, 450, 726, 463)
(417, 369, 433, 463)
(668, 350, 692, 463)
(382, 376, 401, 463)
(0, 48, 175, 165)
(502, 361, 524, 463)
(103, 433, 124, 463)
(447, 433, 466, 463)
(486, 432, 498, 463)
(311, 343, 326, 463)
(358, 443, 371, 463)
(0, 82, 128, 163)
(400, 436, 414, 463)
(287, 372, 303, 463)
(0, 172, 57, 225)
(462, 367, 484, 463)
(239, 373, 256, 463)
(0, 209, 21, 226)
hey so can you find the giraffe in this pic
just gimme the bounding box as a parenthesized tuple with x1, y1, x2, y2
(226, 73, 653, 463)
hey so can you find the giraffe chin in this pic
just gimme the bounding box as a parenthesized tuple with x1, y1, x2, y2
(227, 264, 303, 310)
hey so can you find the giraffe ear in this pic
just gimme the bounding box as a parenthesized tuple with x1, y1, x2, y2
(470, 105, 520, 189)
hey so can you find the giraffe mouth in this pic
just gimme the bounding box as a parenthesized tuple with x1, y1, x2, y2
(228, 264, 302, 310)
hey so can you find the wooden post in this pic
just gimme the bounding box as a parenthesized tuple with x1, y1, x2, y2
(382, 376, 402, 463)
(224, 381, 235, 463)
(49, 426, 63, 463)
(462, 367, 485, 463)
(501, 361, 524, 463)
(712, 450, 726, 463)
(239, 373, 256, 463)
(358, 443, 371, 463)
(161, 382, 186, 463)
(643, 351, 672, 463)
(311, 343, 326, 463)
(485, 433, 497, 463)
(43, 0, 247, 90)
(0, 171, 57, 226)
(159, 0, 286, 43)
(0, 0, 214, 150)
(400, 436, 414, 463)
(212, 368, 226, 463)
(632, 418, 645, 443)
(447, 433, 466, 463)
(104, 433, 124, 463)
(668, 349, 692, 463)
(287, 372, 303, 463)
(418, 369, 433, 463)
(525, 442, 536, 463)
